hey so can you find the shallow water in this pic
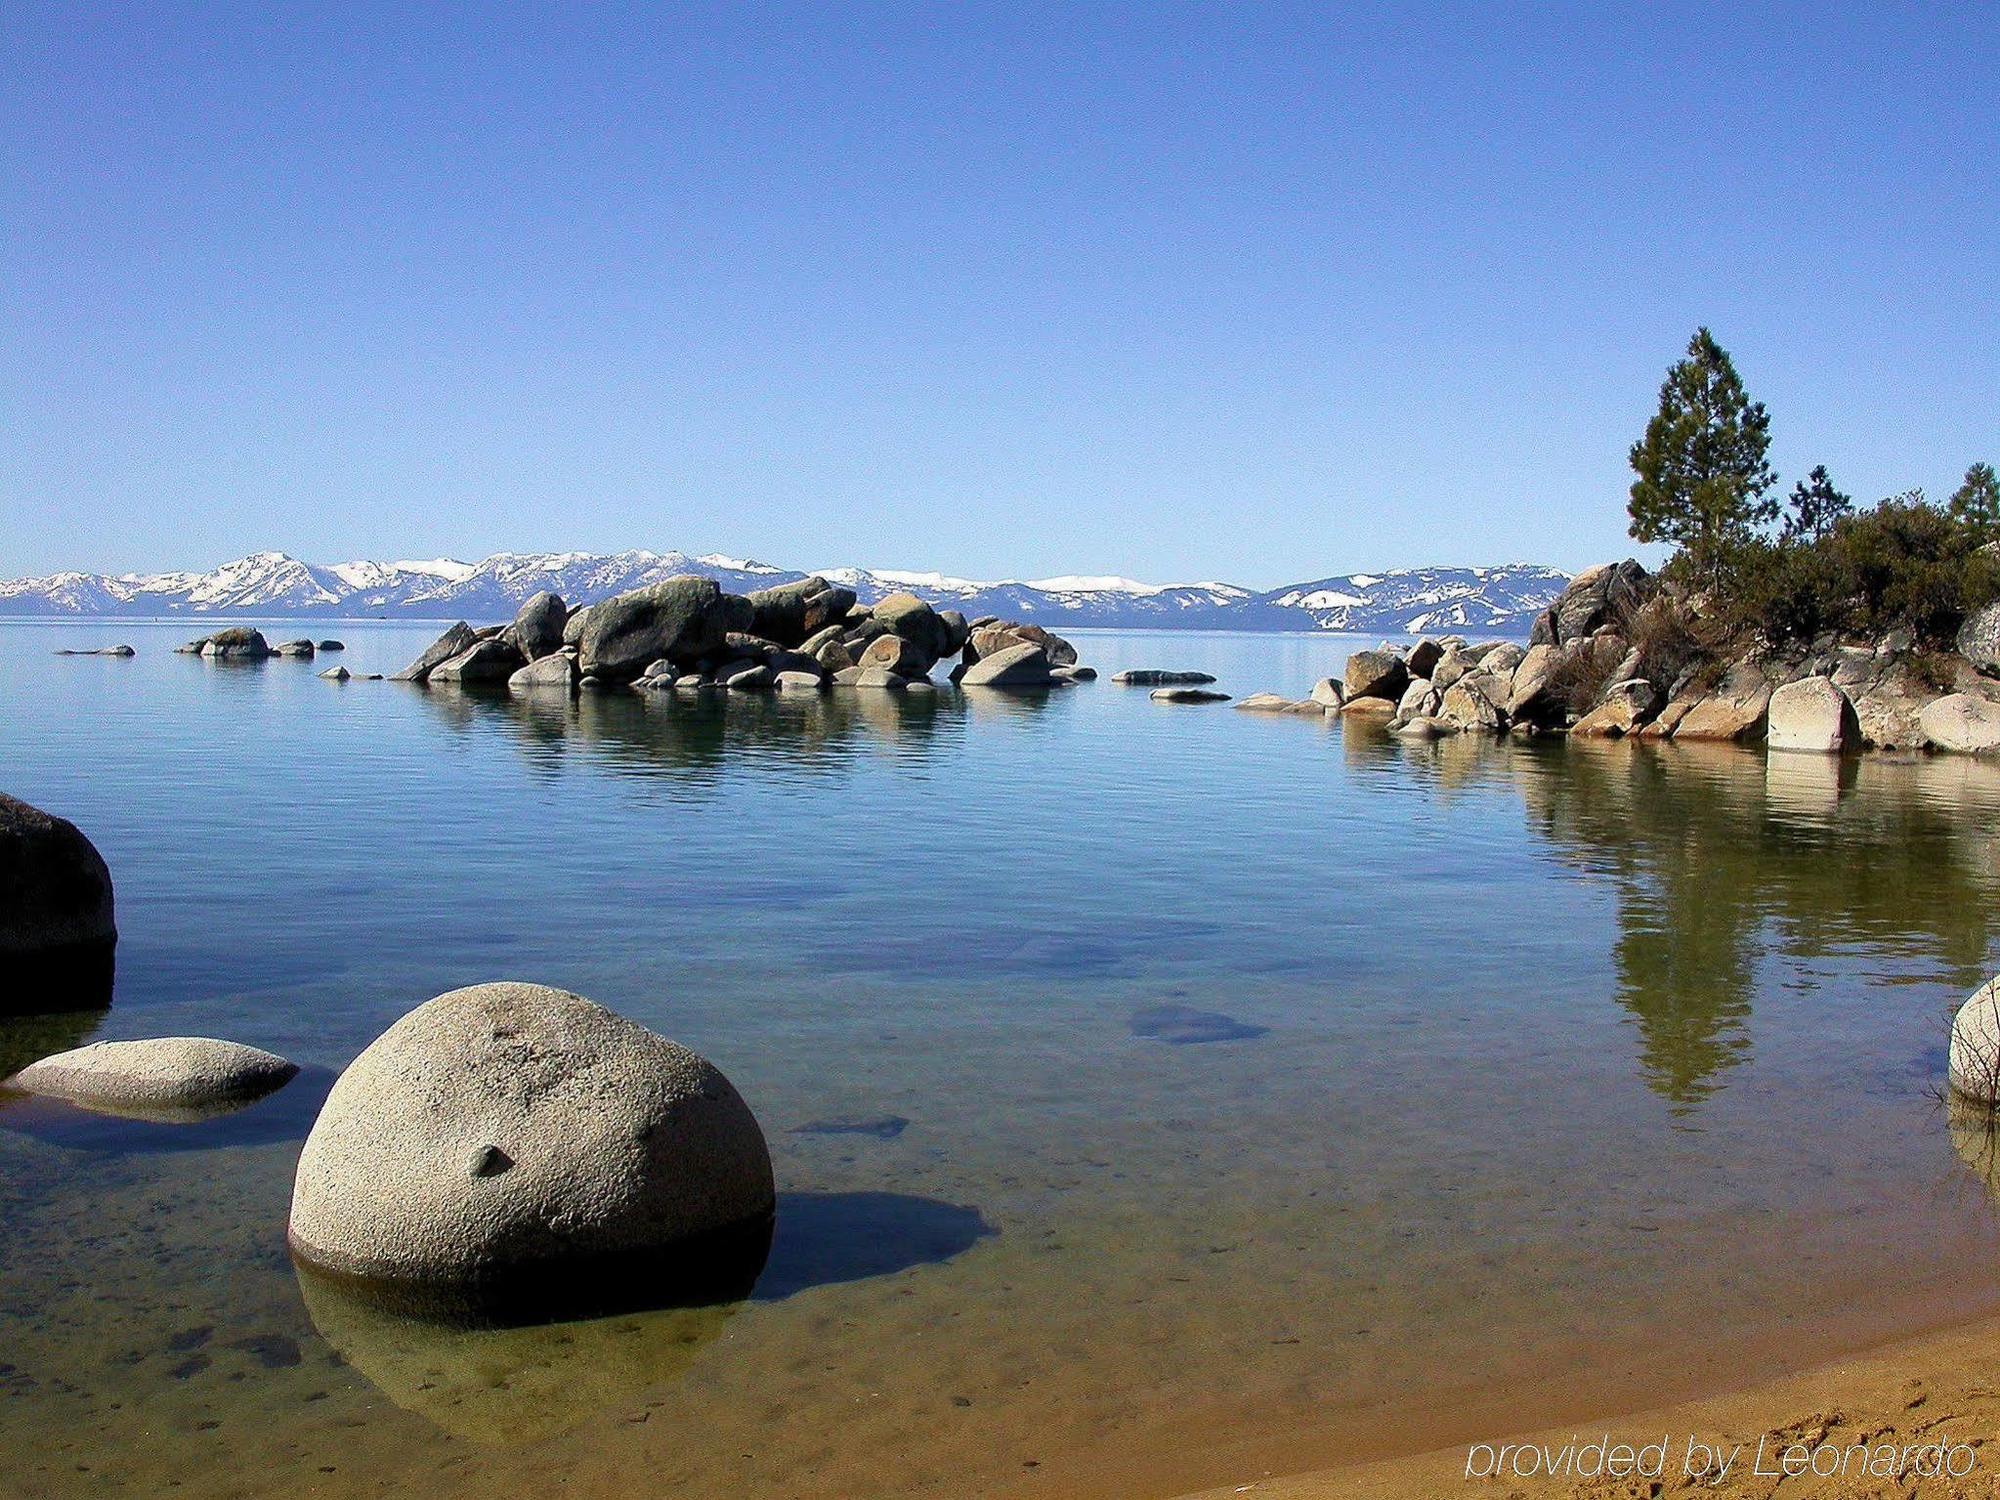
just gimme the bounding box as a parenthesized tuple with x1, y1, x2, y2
(3, 619, 1999, 1499)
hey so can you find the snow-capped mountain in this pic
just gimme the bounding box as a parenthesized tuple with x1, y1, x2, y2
(0, 551, 1570, 635)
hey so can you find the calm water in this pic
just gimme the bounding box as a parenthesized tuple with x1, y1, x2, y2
(3, 619, 2000, 1500)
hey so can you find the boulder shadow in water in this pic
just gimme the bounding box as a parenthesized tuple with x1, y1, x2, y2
(4, 941, 115, 1017)
(0, 1064, 334, 1153)
(752, 1190, 995, 1301)
(1129, 1002, 1270, 1045)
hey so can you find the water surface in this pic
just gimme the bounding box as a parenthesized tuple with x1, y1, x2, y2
(2, 620, 1997, 1499)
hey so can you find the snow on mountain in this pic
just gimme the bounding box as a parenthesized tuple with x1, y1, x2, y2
(0, 551, 1571, 634)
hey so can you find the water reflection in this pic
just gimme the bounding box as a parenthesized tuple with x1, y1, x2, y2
(0, 1066, 334, 1151)
(295, 1190, 994, 1444)
(0, 1006, 106, 1080)
(1511, 740, 2000, 1113)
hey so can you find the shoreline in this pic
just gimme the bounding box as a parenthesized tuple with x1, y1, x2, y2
(1157, 1310, 2000, 1500)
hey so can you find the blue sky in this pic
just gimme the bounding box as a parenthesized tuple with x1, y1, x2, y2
(4, 3, 1995, 585)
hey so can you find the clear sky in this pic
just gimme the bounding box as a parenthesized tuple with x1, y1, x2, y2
(4, 3, 1995, 586)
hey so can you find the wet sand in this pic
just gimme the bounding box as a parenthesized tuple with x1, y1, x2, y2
(1167, 1313, 2000, 1500)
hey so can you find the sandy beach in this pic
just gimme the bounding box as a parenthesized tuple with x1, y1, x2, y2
(1168, 1314, 2000, 1499)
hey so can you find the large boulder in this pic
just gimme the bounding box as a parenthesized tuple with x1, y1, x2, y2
(1395, 679, 1442, 720)
(7, 1037, 297, 1119)
(560, 604, 595, 647)
(392, 622, 478, 683)
(429, 638, 525, 685)
(960, 643, 1055, 687)
(866, 594, 955, 660)
(745, 577, 855, 647)
(1506, 643, 1565, 719)
(200, 627, 271, 661)
(1672, 662, 1774, 741)
(1309, 677, 1345, 708)
(1342, 650, 1408, 703)
(0, 793, 116, 1013)
(1405, 640, 1444, 678)
(288, 984, 774, 1298)
(1949, 977, 2000, 1104)
(1528, 560, 1653, 647)
(1919, 694, 2000, 756)
(503, 592, 568, 662)
(860, 634, 934, 678)
(578, 577, 735, 683)
(1766, 676, 1858, 754)
(1439, 675, 1508, 733)
(1959, 602, 2000, 677)
(507, 653, 578, 694)
(1570, 678, 1661, 738)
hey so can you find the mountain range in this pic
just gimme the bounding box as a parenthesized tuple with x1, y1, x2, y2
(0, 551, 1572, 635)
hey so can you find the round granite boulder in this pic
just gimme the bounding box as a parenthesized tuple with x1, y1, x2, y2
(289, 984, 775, 1300)
(1, 793, 116, 1013)
(1949, 976, 2000, 1105)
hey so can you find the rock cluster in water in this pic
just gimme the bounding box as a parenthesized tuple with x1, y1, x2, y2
(0, 792, 116, 1014)
(387, 579, 1089, 695)
(1310, 561, 2000, 756)
(288, 983, 775, 1309)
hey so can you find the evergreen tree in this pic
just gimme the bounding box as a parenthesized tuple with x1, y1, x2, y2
(1779, 464, 1852, 542)
(1948, 461, 2000, 537)
(1627, 329, 1776, 584)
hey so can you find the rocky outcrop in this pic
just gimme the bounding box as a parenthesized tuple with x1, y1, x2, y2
(0, 793, 116, 1013)
(392, 622, 478, 683)
(177, 627, 271, 660)
(288, 983, 774, 1299)
(1529, 560, 1653, 648)
(1919, 694, 2000, 756)
(1766, 676, 1859, 753)
(7, 1037, 297, 1118)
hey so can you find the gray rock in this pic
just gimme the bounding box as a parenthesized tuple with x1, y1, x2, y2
(1960, 603, 2000, 677)
(960, 643, 1055, 687)
(936, 610, 971, 656)
(287, 984, 774, 1290)
(1050, 664, 1096, 682)
(1949, 976, 2000, 1104)
(1151, 687, 1231, 704)
(1920, 694, 2000, 755)
(0, 794, 116, 994)
(1674, 661, 1776, 741)
(317, 640, 345, 652)
(429, 638, 526, 684)
(391, 623, 478, 683)
(200, 628, 272, 661)
(507, 653, 578, 693)
(1309, 677, 1345, 708)
(319, 665, 352, 682)
(1405, 640, 1444, 678)
(1430, 647, 1474, 690)
(560, 604, 594, 647)
(745, 576, 856, 647)
(1439, 675, 1508, 732)
(1342, 649, 1409, 703)
(1529, 560, 1653, 647)
(1766, 676, 1858, 753)
(272, 639, 316, 659)
(1396, 678, 1442, 720)
(720, 663, 774, 691)
(577, 577, 734, 683)
(967, 622, 1076, 667)
(55, 645, 136, 657)
(1481, 642, 1526, 675)
(1112, 670, 1217, 686)
(1235, 693, 1294, 712)
(7, 1037, 297, 1118)
(503, 592, 568, 662)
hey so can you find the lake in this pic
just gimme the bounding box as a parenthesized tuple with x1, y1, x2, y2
(3, 619, 1999, 1500)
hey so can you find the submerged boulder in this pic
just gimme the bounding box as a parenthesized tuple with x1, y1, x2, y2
(1151, 686, 1231, 704)
(288, 983, 774, 1298)
(0, 793, 116, 1013)
(7, 1037, 297, 1118)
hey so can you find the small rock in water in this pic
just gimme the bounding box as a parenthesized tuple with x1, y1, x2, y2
(1113, 669, 1216, 686)
(6, 1037, 297, 1117)
(791, 1115, 910, 1140)
(319, 666, 351, 682)
(1150, 687, 1231, 704)
(226, 1334, 302, 1369)
(317, 640, 345, 652)
(1129, 1004, 1269, 1045)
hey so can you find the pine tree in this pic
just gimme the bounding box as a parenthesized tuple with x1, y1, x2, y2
(1627, 329, 1777, 584)
(1948, 462, 2000, 537)
(1779, 465, 1852, 543)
